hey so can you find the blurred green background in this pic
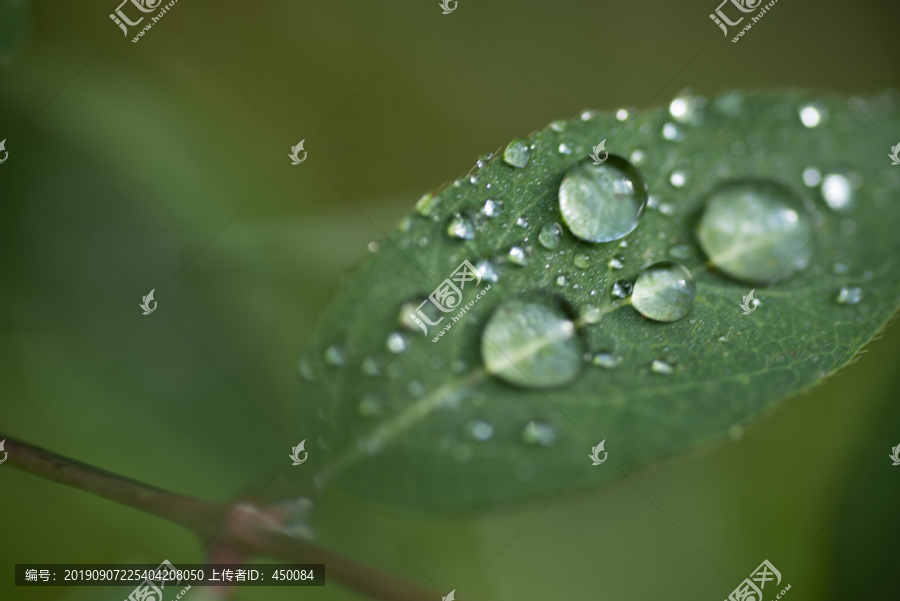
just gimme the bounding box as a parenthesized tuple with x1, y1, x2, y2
(1, 0, 898, 600)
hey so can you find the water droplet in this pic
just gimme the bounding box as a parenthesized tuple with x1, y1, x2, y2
(468, 420, 495, 442)
(574, 253, 592, 269)
(802, 167, 822, 187)
(668, 243, 692, 260)
(581, 109, 598, 121)
(298, 358, 315, 382)
(558, 143, 573, 155)
(558, 157, 647, 243)
(697, 179, 814, 284)
(670, 170, 688, 188)
(503, 139, 531, 168)
(361, 356, 381, 376)
(629, 149, 646, 166)
(556, 275, 568, 287)
(482, 199, 503, 217)
(836, 285, 863, 305)
(550, 120, 566, 132)
(714, 90, 744, 118)
(469, 174, 479, 185)
(521, 420, 557, 446)
(481, 294, 583, 388)
(386, 332, 407, 354)
(447, 212, 476, 240)
(631, 262, 696, 322)
(832, 262, 849, 274)
(508, 246, 528, 265)
(516, 216, 529, 228)
(821, 171, 858, 210)
(616, 108, 629, 121)
(651, 359, 675, 375)
(367, 240, 380, 253)
(476, 152, 493, 169)
(539, 223, 563, 249)
(612, 280, 633, 298)
(799, 102, 827, 128)
(590, 352, 623, 369)
(324, 344, 346, 366)
(662, 123, 683, 141)
(669, 92, 705, 124)
(357, 395, 383, 417)
(608, 256, 624, 269)
(407, 380, 425, 397)
(415, 192, 441, 216)
(476, 260, 499, 283)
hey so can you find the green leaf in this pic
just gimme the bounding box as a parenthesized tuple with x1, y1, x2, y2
(298, 91, 900, 511)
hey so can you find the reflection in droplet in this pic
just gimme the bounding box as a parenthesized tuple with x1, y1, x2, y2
(539, 223, 563, 249)
(631, 262, 696, 322)
(447, 212, 476, 240)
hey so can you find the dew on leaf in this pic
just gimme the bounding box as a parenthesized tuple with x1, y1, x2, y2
(468, 420, 495, 442)
(521, 420, 557, 446)
(482, 199, 503, 217)
(821, 171, 858, 210)
(539, 223, 563, 249)
(631, 261, 696, 322)
(651, 359, 675, 375)
(503, 138, 531, 168)
(509, 246, 528, 266)
(697, 179, 814, 284)
(612, 280, 633, 299)
(836, 285, 863, 305)
(590, 352, 623, 369)
(447, 212, 476, 240)
(558, 157, 648, 243)
(386, 332, 407, 354)
(324, 344, 346, 366)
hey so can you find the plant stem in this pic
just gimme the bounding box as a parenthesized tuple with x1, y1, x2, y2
(0, 434, 438, 601)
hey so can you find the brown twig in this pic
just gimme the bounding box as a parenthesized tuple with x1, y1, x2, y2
(0, 434, 437, 601)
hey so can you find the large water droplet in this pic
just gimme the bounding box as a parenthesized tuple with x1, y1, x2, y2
(558, 157, 648, 243)
(481, 294, 583, 388)
(539, 223, 563, 249)
(631, 262, 696, 322)
(521, 420, 557, 446)
(503, 139, 531, 168)
(836, 285, 863, 305)
(697, 179, 814, 284)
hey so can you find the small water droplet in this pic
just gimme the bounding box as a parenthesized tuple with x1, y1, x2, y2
(324, 344, 346, 366)
(476, 152, 493, 169)
(298, 358, 315, 382)
(714, 90, 744, 118)
(361, 356, 380, 376)
(802, 167, 822, 187)
(591, 352, 623, 369)
(509, 246, 532, 267)
(469, 174, 479, 185)
(415, 192, 441, 216)
(367, 240, 380, 253)
(558, 143, 573, 155)
(521, 420, 557, 446)
(539, 223, 563, 249)
(581, 109, 599, 121)
(821, 171, 858, 210)
(616, 108, 629, 121)
(483, 199, 504, 217)
(556, 275, 568, 287)
(799, 102, 827, 128)
(502, 138, 532, 168)
(662, 123, 683, 141)
(631, 262, 696, 322)
(832, 262, 849, 274)
(476, 260, 499, 283)
(574, 253, 592, 269)
(608, 256, 624, 269)
(669, 92, 705, 124)
(669, 170, 688, 188)
(612, 280, 633, 298)
(386, 332, 407, 354)
(558, 157, 648, 244)
(550, 120, 566, 132)
(651, 359, 675, 375)
(836, 285, 863, 305)
(697, 179, 814, 283)
(516, 216, 529, 228)
(468, 420, 495, 442)
(407, 380, 425, 397)
(629, 149, 646, 165)
(447, 212, 476, 240)
(482, 294, 583, 388)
